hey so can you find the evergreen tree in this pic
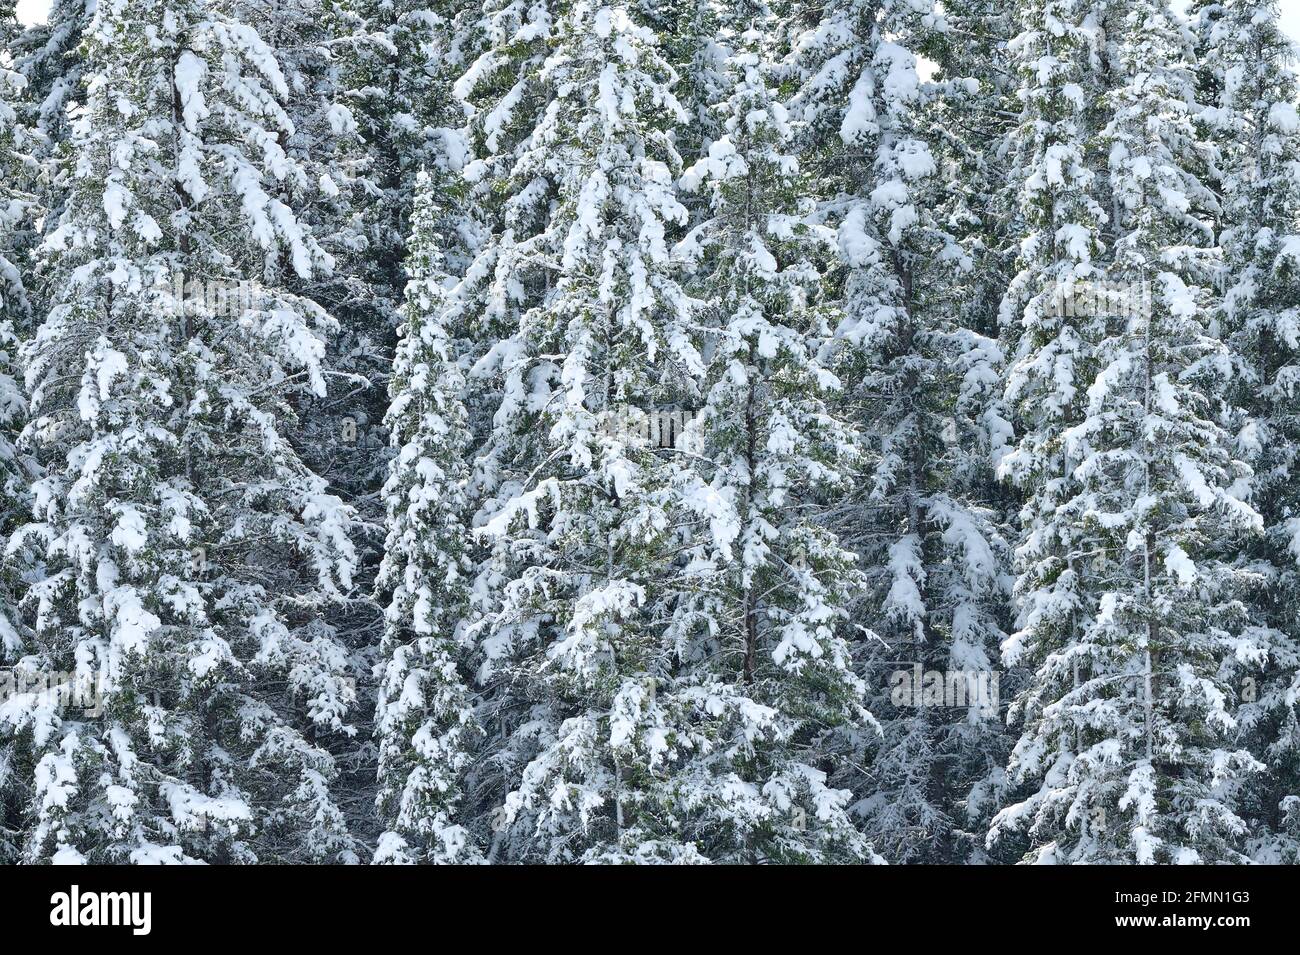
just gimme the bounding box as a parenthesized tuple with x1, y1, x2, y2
(8, 0, 91, 148)
(789, 0, 1013, 862)
(0, 1, 28, 456)
(372, 171, 482, 864)
(992, 0, 1262, 863)
(8, 0, 92, 313)
(1195, 0, 1300, 862)
(983, 0, 1111, 864)
(456, 0, 782, 863)
(0, 0, 1296, 870)
(247, 0, 397, 506)
(7, 0, 359, 863)
(648, 0, 727, 173)
(921, 0, 1025, 860)
(237, 0, 405, 846)
(337, 0, 482, 288)
(0, 0, 36, 864)
(670, 0, 882, 863)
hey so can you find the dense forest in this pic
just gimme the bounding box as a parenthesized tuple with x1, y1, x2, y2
(0, 0, 1298, 865)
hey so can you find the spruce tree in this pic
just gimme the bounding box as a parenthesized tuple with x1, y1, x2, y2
(9, 0, 359, 863)
(457, 0, 713, 863)
(668, 0, 882, 863)
(993, 0, 1263, 863)
(986, 0, 1112, 863)
(0, 0, 35, 864)
(1195, 0, 1300, 861)
(8, 0, 90, 148)
(372, 171, 482, 864)
(788, 0, 1014, 862)
(8, 0, 91, 305)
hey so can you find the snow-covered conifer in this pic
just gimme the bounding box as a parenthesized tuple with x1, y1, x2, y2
(6, 0, 360, 864)
(992, 0, 1262, 863)
(372, 171, 482, 864)
(979, 0, 1110, 863)
(670, 1, 882, 863)
(787, 0, 1014, 862)
(8, 0, 90, 148)
(1194, 0, 1300, 861)
(455, 0, 728, 863)
(0, 0, 35, 863)
(0, 0, 1295, 870)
